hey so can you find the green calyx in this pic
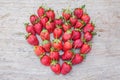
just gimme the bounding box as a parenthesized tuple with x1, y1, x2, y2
(80, 54, 86, 59)
(74, 28, 81, 32)
(24, 23, 29, 27)
(40, 53, 45, 59)
(50, 47, 55, 52)
(42, 29, 47, 32)
(42, 40, 49, 45)
(81, 5, 85, 9)
(66, 30, 72, 34)
(65, 61, 72, 66)
(56, 25, 62, 28)
(53, 39, 60, 43)
(63, 8, 71, 14)
(91, 21, 95, 27)
(25, 33, 31, 39)
(51, 60, 58, 66)
(91, 32, 97, 36)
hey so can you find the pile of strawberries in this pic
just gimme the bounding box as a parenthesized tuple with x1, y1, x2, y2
(25, 5, 96, 75)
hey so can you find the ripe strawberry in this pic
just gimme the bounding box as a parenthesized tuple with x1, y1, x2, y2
(42, 40, 51, 52)
(26, 33, 39, 46)
(62, 50, 74, 60)
(40, 16, 48, 27)
(40, 55, 51, 66)
(34, 46, 45, 57)
(45, 21, 55, 33)
(52, 39, 63, 51)
(33, 22, 43, 35)
(84, 32, 92, 42)
(63, 40, 72, 51)
(72, 54, 83, 65)
(25, 23, 36, 35)
(50, 60, 61, 75)
(54, 17, 63, 26)
(72, 29, 81, 41)
(81, 13, 90, 24)
(83, 23, 95, 33)
(62, 30, 72, 42)
(62, 9, 71, 20)
(50, 51, 59, 61)
(40, 29, 50, 41)
(61, 62, 72, 75)
(74, 20, 85, 29)
(70, 15, 77, 26)
(73, 39, 83, 49)
(80, 43, 91, 54)
(37, 6, 45, 18)
(62, 22, 71, 32)
(53, 26, 62, 38)
(30, 15, 39, 25)
(74, 5, 85, 19)
(46, 9, 55, 20)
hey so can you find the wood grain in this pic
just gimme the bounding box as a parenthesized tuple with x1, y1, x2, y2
(0, 0, 120, 80)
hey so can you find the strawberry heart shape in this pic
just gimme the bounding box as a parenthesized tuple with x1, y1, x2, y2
(25, 5, 96, 75)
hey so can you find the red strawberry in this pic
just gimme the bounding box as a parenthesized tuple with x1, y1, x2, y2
(83, 23, 95, 33)
(42, 40, 51, 52)
(40, 55, 51, 66)
(40, 16, 48, 27)
(62, 22, 71, 32)
(46, 9, 55, 20)
(73, 39, 83, 49)
(62, 50, 74, 60)
(34, 46, 45, 57)
(62, 9, 71, 20)
(63, 40, 72, 51)
(81, 13, 90, 24)
(55, 17, 63, 26)
(37, 6, 45, 18)
(84, 32, 92, 42)
(52, 39, 63, 51)
(72, 54, 83, 65)
(74, 5, 85, 19)
(61, 62, 72, 75)
(30, 15, 39, 25)
(62, 30, 72, 42)
(53, 26, 62, 38)
(50, 60, 61, 75)
(72, 29, 81, 41)
(40, 29, 50, 41)
(45, 21, 55, 33)
(25, 23, 36, 35)
(70, 15, 77, 26)
(50, 51, 59, 61)
(26, 33, 39, 46)
(33, 22, 43, 35)
(74, 20, 85, 29)
(80, 43, 91, 54)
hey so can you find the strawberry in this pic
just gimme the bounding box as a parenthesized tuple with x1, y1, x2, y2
(62, 50, 74, 60)
(40, 16, 48, 27)
(73, 39, 83, 49)
(54, 17, 63, 26)
(37, 6, 45, 18)
(80, 43, 91, 54)
(34, 46, 45, 57)
(74, 20, 85, 29)
(72, 29, 81, 41)
(40, 29, 50, 41)
(50, 60, 61, 75)
(61, 62, 72, 75)
(81, 13, 90, 24)
(25, 23, 36, 35)
(30, 15, 39, 25)
(53, 26, 62, 38)
(62, 22, 71, 32)
(84, 31, 92, 42)
(52, 39, 63, 51)
(70, 15, 77, 26)
(40, 55, 51, 66)
(63, 40, 72, 51)
(45, 21, 55, 33)
(74, 5, 85, 19)
(33, 22, 43, 35)
(42, 40, 51, 52)
(83, 23, 95, 33)
(62, 30, 72, 42)
(26, 33, 39, 46)
(46, 9, 55, 21)
(62, 9, 71, 20)
(50, 51, 59, 61)
(72, 54, 83, 65)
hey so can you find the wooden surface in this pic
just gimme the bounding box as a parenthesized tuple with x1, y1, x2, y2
(0, 0, 120, 80)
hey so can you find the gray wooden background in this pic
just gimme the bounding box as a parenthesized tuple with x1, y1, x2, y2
(0, 0, 120, 80)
